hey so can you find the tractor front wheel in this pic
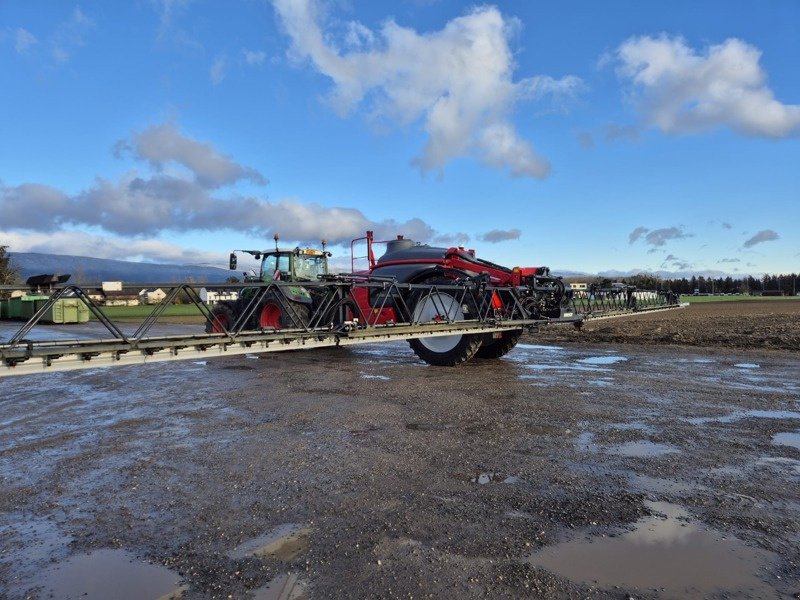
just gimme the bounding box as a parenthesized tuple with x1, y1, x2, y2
(407, 279, 482, 366)
(206, 304, 236, 333)
(258, 293, 310, 329)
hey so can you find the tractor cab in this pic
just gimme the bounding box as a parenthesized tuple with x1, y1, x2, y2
(229, 247, 330, 283)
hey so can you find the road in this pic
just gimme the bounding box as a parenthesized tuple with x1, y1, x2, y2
(1, 336, 798, 598)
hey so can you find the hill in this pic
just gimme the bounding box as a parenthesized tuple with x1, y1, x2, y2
(9, 252, 232, 284)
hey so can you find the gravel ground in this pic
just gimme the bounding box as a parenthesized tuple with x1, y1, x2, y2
(1, 301, 799, 599)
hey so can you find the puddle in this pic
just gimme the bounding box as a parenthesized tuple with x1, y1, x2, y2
(734, 363, 760, 369)
(471, 472, 518, 484)
(360, 373, 390, 380)
(757, 456, 800, 475)
(252, 572, 307, 600)
(577, 356, 628, 365)
(529, 501, 776, 597)
(626, 474, 699, 496)
(192, 360, 208, 366)
(608, 441, 679, 458)
(575, 431, 597, 453)
(230, 524, 311, 561)
(515, 343, 565, 351)
(773, 431, 800, 450)
(688, 410, 800, 425)
(522, 363, 610, 373)
(35, 549, 183, 600)
(587, 379, 613, 387)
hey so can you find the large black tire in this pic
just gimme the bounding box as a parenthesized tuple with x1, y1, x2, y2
(475, 328, 522, 359)
(257, 292, 310, 330)
(407, 278, 482, 366)
(206, 303, 236, 333)
(320, 298, 362, 329)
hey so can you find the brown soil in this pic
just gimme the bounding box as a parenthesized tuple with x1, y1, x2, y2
(535, 300, 800, 352)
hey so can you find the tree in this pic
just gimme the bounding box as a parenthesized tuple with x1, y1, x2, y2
(0, 245, 20, 287)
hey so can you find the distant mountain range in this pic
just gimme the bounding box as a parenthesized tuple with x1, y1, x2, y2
(8, 252, 751, 286)
(10, 252, 233, 284)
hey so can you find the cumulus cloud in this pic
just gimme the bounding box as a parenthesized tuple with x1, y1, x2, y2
(1, 229, 224, 265)
(628, 226, 648, 244)
(613, 35, 800, 138)
(52, 7, 94, 64)
(743, 229, 779, 248)
(718, 258, 741, 263)
(1, 124, 448, 261)
(478, 228, 521, 243)
(210, 56, 226, 84)
(243, 49, 267, 65)
(273, 1, 583, 178)
(15, 28, 37, 53)
(722, 222, 732, 230)
(1, 176, 436, 244)
(629, 225, 691, 247)
(153, 0, 191, 38)
(116, 123, 266, 188)
(645, 227, 691, 247)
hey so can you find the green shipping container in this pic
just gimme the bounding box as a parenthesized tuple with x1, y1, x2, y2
(6, 297, 24, 319)
(20, 295, 50, 320)
(34, 298, 90, 324)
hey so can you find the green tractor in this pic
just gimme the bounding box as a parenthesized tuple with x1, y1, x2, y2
(206, 241, 331, 333)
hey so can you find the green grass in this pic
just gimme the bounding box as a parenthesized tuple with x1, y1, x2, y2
(90, 304, 205, 319)
(683, 294, 800, 304)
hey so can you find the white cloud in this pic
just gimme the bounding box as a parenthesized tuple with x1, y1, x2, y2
(272, 1, 582, 178)
(51, 7, 94, 64)
(629, 225, 691, 247)
(614, 35, 800, 137)
(210, 56, 226, 85)
(1, 229, 224, 265)
(743, 229, 779, 248)
(628, 226, 648, 244)
(117, 123, 266, 188)
(153, 0, 191, 38)
(2, 123, 446, 259)
(15, 28, 37, 53)
(478, 228, 521, 243)
(243, 49, 267, 65)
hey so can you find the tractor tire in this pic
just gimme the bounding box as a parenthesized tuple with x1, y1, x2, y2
(321, 298, 361, 328)
(258, 293, 310, 330)
(206, 304, 236, 333)
(475, 329, 522, 359)
(407, 278, 482, 366)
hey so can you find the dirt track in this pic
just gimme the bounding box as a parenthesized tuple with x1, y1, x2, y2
(1, 301, 799, 599)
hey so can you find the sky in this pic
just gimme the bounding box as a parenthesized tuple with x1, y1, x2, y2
(1, 0, 798, 276)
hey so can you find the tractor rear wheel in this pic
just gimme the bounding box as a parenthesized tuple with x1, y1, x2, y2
(407, 278, 482, 366)
(258, 293, 310, 329)
(206, 304, 236, 333)
(475, 329, 522, 359)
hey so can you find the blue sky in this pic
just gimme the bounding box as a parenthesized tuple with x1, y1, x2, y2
(1, 0, 798, 276)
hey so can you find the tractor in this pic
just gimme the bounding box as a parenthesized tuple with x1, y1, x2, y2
(206, 240, 332, 333)
(349, 232, 574, 366)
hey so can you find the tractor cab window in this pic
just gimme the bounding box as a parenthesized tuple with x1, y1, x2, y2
(261, 253, 290, 281)
(294, 255, 326, 281)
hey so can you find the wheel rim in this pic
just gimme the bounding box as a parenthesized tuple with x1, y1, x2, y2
(259, 303, 282, 328)
(210, 313, 229, 333)
(413, 292, 464, 352)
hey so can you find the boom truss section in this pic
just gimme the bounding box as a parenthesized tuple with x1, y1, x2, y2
(0, 278, 684, 377)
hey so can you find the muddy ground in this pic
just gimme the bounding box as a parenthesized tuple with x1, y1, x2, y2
(537, 299, 800, 352)
(1, 301, 799, 599)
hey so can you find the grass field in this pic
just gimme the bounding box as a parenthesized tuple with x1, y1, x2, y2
(683, 294, 800, 304)
(90, 304, 205, 319)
